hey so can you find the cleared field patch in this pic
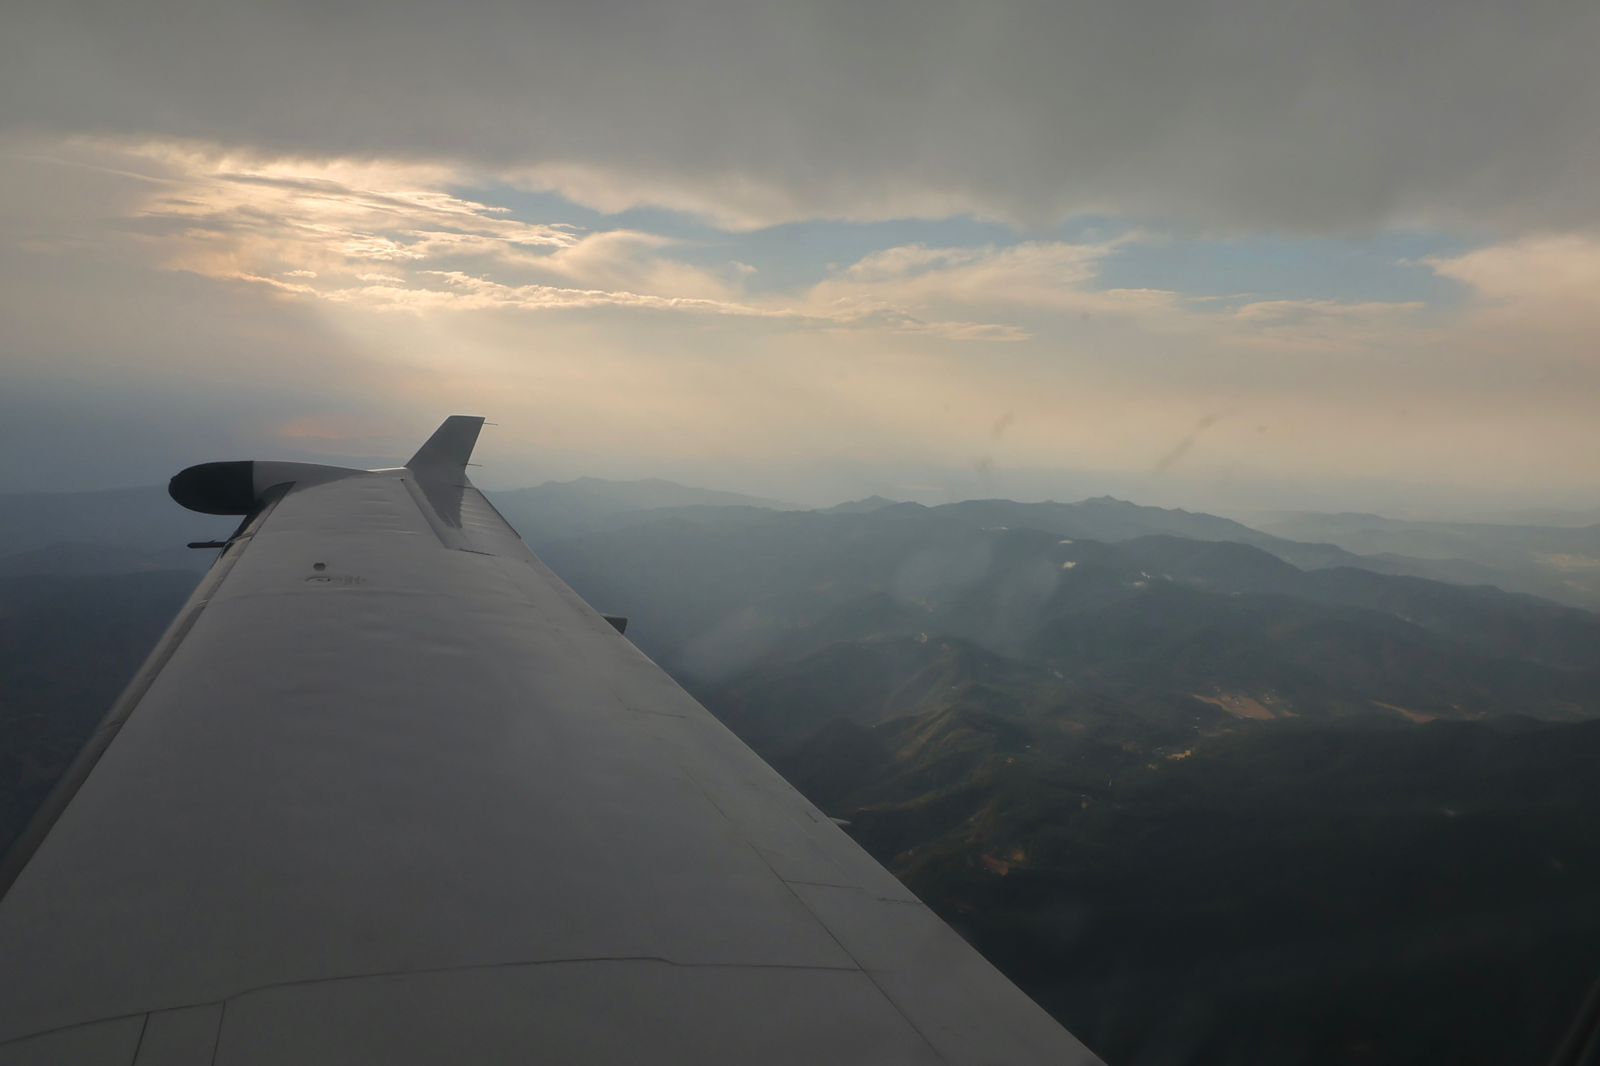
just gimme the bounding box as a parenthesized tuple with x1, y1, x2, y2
(1194, 691, 1282, 720)
(1372, 700, 1440, 724)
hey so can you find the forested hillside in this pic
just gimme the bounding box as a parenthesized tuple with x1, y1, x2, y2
(4, 485, 1597, 1064)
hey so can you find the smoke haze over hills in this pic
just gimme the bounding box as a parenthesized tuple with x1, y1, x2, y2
(3, 477, 1598, 1063)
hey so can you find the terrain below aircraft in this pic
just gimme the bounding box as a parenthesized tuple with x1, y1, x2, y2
(0, 417, 1102, 1064)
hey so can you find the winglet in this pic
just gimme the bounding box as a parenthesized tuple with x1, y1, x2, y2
(406, 416, 486, 472)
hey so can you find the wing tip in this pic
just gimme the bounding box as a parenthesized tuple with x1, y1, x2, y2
(406, 415, 487, 472)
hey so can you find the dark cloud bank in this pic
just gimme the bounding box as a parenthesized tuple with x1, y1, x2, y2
(5, 0, 1598, 233)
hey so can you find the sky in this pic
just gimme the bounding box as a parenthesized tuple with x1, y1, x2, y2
(2, 0, 1597, 517)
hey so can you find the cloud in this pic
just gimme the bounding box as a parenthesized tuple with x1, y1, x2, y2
(5, 0, 1598, 232)
(1429, 236, 1600, 330)
(811, 239, 1438, 356)
(836, 241, 1120, 303)
(1, 135, 1596, 510)
(49, 141, 1018, 341)
(532, 230, 744, 301)
(1233, 299, 1426, 326)
(1225, 297, 1431, 353)
(812, 239, 1187, 329)
(1416, 236, 1600, 385)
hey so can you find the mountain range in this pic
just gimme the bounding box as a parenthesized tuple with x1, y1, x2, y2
(1247, 509, 1600, 610)
(1, 477, 1596, 1064)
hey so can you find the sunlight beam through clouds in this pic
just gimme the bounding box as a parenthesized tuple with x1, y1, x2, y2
(101, 141, 1024, 343)
(1, 132, 1597, 511)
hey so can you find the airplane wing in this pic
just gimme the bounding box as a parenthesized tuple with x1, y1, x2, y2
(0, 417, 1103, 1065)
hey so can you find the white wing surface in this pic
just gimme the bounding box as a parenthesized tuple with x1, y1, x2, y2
(0, 417, 1102, 1065)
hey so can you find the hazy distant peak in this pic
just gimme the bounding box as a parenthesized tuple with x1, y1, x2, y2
(503, 476, 792, 510)
(823, 495, 906, 514)
(556, 475, 655, 488)
(1496, 506, 1600, 528)
(1076, 495, 1197, 516)
(484, 476, 797, 545)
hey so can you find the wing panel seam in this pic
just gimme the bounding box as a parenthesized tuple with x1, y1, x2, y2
(0, 955, 864, 1052)
(738, 840, 956, 1065)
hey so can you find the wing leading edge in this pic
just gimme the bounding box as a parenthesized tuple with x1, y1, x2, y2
(0, 418, 1103, 1066)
